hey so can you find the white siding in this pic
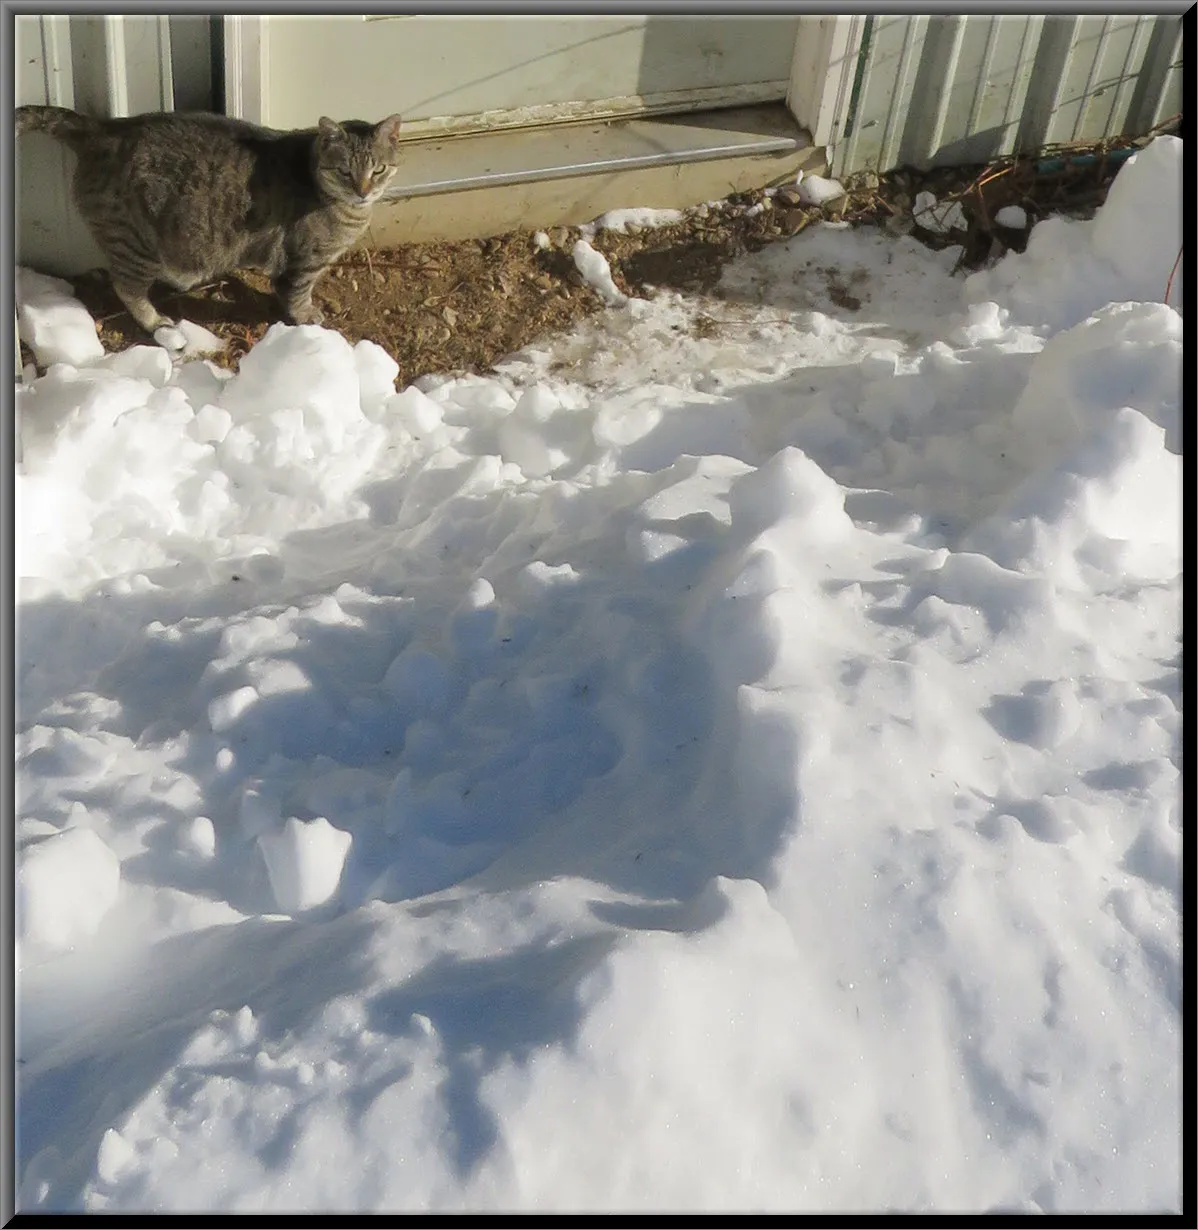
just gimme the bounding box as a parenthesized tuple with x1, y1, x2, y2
(832, 13, 1182, 176)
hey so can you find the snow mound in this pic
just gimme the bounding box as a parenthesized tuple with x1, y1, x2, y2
(966, 135, 1182, 330)
(13, 126, 1181, 1214)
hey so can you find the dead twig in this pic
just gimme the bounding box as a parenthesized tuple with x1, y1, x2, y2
(1165, 246, 1183, 308)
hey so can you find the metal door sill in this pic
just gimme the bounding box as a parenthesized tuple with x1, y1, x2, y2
(385, 103, 810, 201)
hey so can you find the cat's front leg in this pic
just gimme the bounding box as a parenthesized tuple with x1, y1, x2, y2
(274, 261, 330, 326)
(111, 275, 174, 334)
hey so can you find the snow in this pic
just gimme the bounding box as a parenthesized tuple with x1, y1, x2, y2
(796, 171, 846, 206)
(590, 206, 684, 233)
(16, 268, 104, 367)
(995, 204, 1028, 229)
(966, 135, 1182, 333)
(571, 238, 628, 305)
(913, 189, 968, 235)
(13, 135, 1182, 1214)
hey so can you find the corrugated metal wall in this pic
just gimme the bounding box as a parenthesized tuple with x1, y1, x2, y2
(833, 13, 1182, 176)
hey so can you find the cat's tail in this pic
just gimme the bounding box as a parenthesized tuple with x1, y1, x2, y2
(15, 105, 100, 147)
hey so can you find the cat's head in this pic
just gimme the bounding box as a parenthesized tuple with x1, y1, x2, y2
(313, 115, 403, 205)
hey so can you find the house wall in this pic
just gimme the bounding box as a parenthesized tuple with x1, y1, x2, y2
(830, 13, 1182, 177)
(13, 14, 1184, 278)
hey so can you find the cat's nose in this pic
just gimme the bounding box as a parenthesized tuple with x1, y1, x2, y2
(356, 177, 371, 199)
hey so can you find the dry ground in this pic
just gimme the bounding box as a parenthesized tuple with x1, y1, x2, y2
(37, 125, 1174, 388)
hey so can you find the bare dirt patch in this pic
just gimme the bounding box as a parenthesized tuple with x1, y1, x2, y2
(39, 122, 1173, 387)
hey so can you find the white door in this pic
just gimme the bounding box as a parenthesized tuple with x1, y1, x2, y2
(227, 14, 802, 135)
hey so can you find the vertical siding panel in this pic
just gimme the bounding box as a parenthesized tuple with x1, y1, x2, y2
(834, 14, 1180, 176)
(913, 16, 966, 165)
(839, 15, 929, 174)
(1106, 18, 1153, 134)
(879, 17, 927, 170)
(1126, 20, 1182, 133)
(1147, 27, 1183, 129)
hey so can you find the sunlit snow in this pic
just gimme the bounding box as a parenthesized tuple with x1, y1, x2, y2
(14, 136, 1182, 1214)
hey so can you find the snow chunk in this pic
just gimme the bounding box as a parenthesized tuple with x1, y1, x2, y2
(182, 815, 217, 860)
(913, 191, 967, 235)
(572, 240, 628, 305)
(499, 417, 561, 478)
(208, 685, 259, 732)
(387, 385, 444, 436)
(593, 207, 684, 233)
(158, 319, 226, 358)
(995, 205, 1027, 229)
(354, 338, 399, 416)
(100, 345, 174, 386)
(16, 267, 105, 367)
(258, 816, 352, 912)
(513, 384, 562, 423)
(96, 1128, 138, 1186)
(797, 174, 846, 206)
(17, 825, 121, 957)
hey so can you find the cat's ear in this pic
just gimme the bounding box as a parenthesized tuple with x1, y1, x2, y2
(317, 117, 342, 138)
(374, 114, 403, 153)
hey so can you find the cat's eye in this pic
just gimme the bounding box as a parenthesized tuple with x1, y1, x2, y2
(373, 163, 387, 175)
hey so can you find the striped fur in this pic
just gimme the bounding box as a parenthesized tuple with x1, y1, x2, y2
(16, 105, 403, 333)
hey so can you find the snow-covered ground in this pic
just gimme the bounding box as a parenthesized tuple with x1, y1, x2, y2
(13, 136, 1182, 1213)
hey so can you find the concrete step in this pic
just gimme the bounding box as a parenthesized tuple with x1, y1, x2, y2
(368, 103, 826, 247)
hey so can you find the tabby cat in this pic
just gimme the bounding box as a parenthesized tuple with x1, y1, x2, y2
(16, 105, 403, 335)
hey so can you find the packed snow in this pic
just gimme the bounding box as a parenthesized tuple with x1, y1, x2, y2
(995, 204, 1029, 230)
(13, 136, 1182, 1214)
(913, 189, 969, 235)
(796, 170, 846, 206)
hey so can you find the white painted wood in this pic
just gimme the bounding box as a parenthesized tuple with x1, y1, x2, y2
(786, 16, 865, 152)
(248, 15, 800, 130)
(61, 15, 173, 117)
(112, 14, 174, 115)
(223, 15, 266, 123)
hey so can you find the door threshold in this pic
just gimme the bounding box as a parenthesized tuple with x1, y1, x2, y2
(385, 103, 811, 200)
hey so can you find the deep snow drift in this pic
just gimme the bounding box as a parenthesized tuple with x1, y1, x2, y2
(13, 136, 1182, 1213)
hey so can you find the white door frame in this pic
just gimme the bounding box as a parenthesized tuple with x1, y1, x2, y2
(785, 16, 867, 171)
(223, 14, 266, 123)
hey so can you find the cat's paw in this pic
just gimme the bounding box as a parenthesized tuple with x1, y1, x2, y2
(153, 324, 188, 352)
